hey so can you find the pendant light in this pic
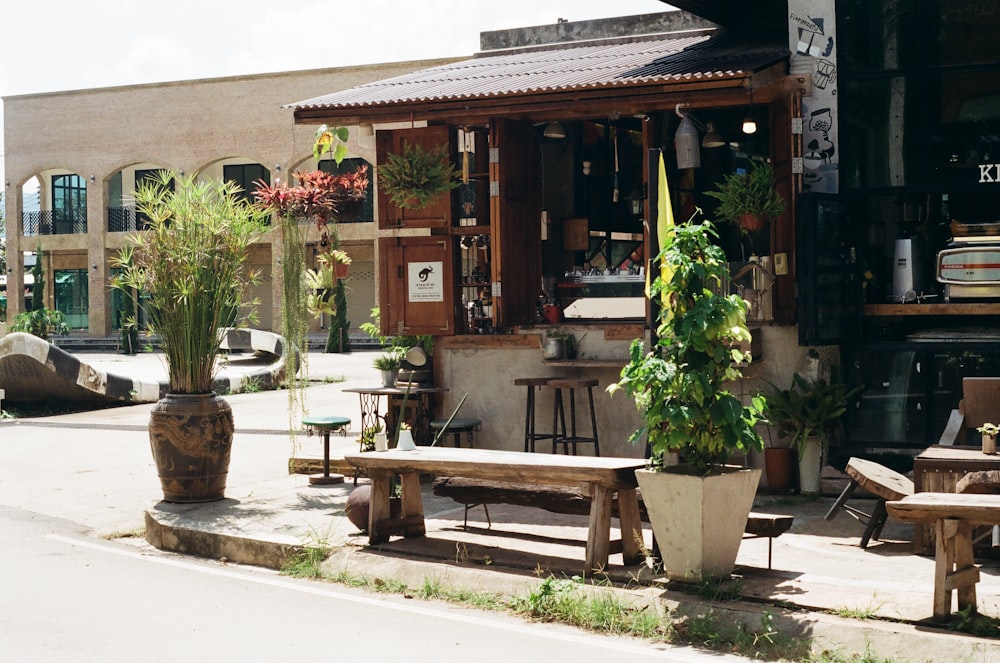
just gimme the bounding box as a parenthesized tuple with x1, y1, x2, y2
(674, 113, 701, 169)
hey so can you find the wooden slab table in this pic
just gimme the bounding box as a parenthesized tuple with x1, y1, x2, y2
(344, 447, 645, 571)
(912, 446, 1000, 552)
(888, 492, 1000, 620)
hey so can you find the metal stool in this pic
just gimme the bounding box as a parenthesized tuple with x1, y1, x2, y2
(430, 417, 482, 447)
(514, 377, 554, 452)
(302, 415, 350, 485)
(548, 378, 600, 456)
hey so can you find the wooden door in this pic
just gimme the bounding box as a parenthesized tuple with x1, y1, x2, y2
(376, 125, 453, 231)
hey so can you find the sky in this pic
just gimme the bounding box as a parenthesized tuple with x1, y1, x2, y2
(0, 0, 672, 185)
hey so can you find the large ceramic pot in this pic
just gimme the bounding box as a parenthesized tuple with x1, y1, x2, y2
(636, 465, 760, 581)
(797, 437, 823, 495)
(149, 392, 234, 503)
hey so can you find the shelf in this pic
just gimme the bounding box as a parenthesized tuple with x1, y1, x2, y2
(864, 303, 1000, 316)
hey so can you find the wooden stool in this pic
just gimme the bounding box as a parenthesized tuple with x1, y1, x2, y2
(824, 456, 913, 548)
(548, 378, 600, 456)
(514, 377, 554, 452)
(302, 415, 350, 485)
(430, 417, 482, 447)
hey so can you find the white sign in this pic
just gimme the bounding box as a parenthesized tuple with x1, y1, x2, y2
(407, 261, 444, 302)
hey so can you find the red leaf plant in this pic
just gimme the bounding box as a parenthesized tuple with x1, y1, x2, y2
(253, 166, 368, 229)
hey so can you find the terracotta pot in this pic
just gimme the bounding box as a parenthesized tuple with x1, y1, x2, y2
(148, 392, 234, 503)
(764, 447, 796, 491)
(345, 485, 401, 531)
(335, 263, 349, 279)
(736, 213, 766, 232)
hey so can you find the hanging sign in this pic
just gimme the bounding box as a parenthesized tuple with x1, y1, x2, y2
(407, 261, 444, 302)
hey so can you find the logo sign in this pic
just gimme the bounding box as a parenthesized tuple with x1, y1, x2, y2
(407, 261, 443, 302)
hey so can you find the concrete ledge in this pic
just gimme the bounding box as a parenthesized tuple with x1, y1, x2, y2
(145, 503, 305, 570)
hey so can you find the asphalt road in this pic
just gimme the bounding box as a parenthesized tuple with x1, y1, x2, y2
(0, 505, 750, 662)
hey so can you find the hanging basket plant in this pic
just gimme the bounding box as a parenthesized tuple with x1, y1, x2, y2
(378, 143, 460, 210)
(704, 161, 784, 234)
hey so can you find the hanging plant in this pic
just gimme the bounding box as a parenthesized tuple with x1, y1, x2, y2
(253, 124, 358, 437)
(704, 161, 784, 234)
(378, 142, 459, 210)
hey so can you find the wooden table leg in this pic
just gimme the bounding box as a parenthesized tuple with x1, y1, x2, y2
(398, 472, 426, 538)
(368, 470, 394, 545)
(586, 484, 612, 571)
(616, 487, 643, 565)
(934, 517, 981, 621)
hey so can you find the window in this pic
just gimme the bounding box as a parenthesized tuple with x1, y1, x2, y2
(51, 174, 87, 234)
(223, 164, 270, 203)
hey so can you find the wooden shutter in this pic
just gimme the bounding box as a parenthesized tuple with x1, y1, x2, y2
(769, 93, 800, 325)
(376, 125, 453, 231)
(379, 235, 455, 337)
(490, 119, 541, 327)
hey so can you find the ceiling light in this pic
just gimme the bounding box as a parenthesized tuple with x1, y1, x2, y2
(543, 122, 566, 139)
(702, 122, 725, 148)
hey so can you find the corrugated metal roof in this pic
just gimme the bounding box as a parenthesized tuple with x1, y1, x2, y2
(290, 33, 788, 112)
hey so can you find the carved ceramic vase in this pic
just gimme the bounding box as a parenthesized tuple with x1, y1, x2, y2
(148, 392, 234, 503)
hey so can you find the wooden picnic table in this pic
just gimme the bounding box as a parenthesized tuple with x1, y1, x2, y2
(344, 447, 646, 571)
(887, 492, 1000, 620)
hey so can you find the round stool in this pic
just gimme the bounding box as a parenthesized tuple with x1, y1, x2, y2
(430, 417, 482, 447)
(548, 378, 600, 456)
(302, 415, 350, 485)
(514, 377, 555, 452)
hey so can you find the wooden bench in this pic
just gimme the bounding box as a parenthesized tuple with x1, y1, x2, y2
(887, 492, 1000, 620)
(432, 476, 793, 569)
(825, 457, 914, 549)
(344, 447, 645, 572)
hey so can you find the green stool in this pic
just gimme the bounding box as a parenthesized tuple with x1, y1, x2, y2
(430, 417, 482, 447)
(302, 415, 350, 485)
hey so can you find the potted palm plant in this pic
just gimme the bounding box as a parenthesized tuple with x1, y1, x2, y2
(764, 372, 862, 494)
(704, 161, 784, 233)
(610, 219, 765, 581)
(112, 172, 267, 503)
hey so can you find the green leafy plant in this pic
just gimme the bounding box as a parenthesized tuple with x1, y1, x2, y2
(378, 142, 459, 210)
(305, 249, 352, 353)
(764, 372, 862, 460)
(704, 161, 783, 233)
(609, 219, 765, 474)
(978, 423, 1000, 436)
(111, 172, 267, 394)
(10, 308, 69, 340)
(373, 350, 402, 371)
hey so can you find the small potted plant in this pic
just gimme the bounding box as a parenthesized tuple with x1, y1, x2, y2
(373, 350, 402, 387)
(377, 142, 460, 210)
(704, 161, 784, 233)
(977, 423, 999, 455)
(764, 372, 862, 494)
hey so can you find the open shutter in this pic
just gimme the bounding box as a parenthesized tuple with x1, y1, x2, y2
(490, 119, 541, 327)
(376, 125, 453, 230)
(769, 94, 798, 325)
(379, 235, 455, 337)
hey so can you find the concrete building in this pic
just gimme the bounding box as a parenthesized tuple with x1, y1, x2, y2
(2, 57, 460, 336)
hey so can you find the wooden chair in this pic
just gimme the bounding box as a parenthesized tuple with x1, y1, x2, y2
(825, 457, 914, 549)
(938, 377, 1000, 446)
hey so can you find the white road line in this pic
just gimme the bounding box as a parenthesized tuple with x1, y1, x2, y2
(46, 534, 726, 661)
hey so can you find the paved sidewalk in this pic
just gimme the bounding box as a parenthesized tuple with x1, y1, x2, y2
(2, 347, 999, 661)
